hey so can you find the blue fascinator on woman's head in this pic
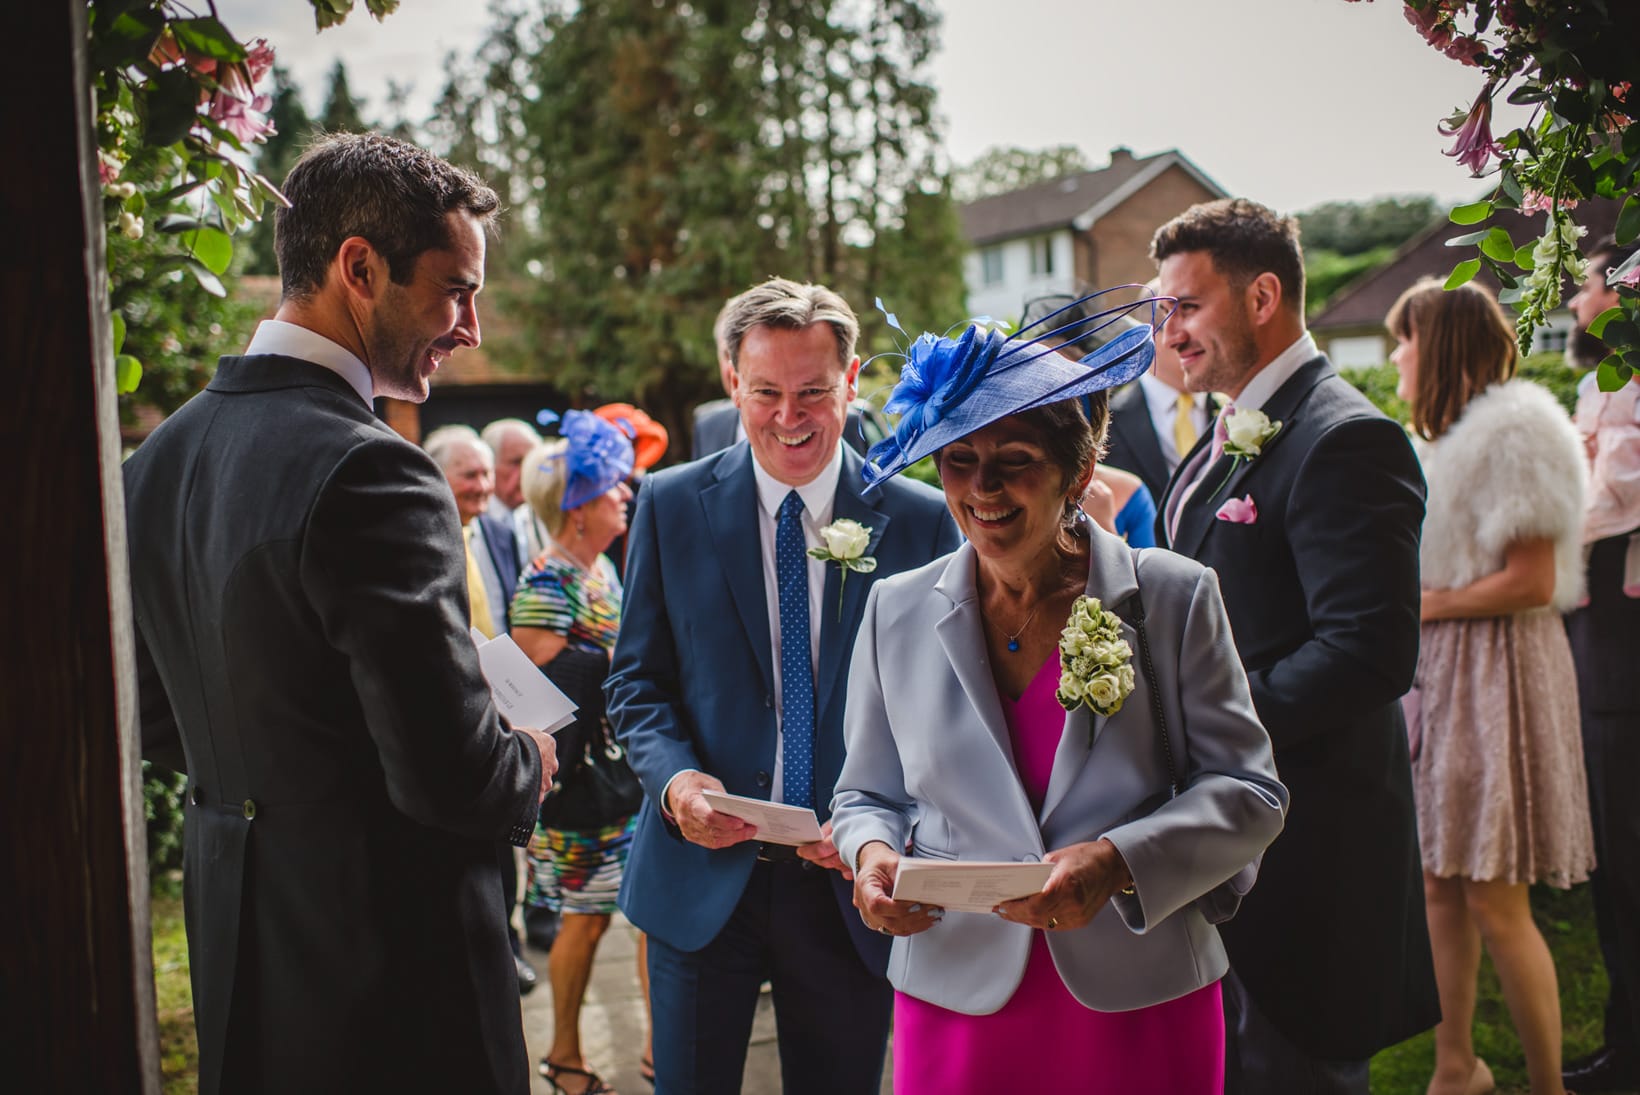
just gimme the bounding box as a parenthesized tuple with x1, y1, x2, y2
(535, 408, 636, 510)
(862, 286, 1171, 490)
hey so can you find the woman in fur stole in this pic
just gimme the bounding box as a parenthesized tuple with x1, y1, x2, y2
(1388, 278, 1596, 1095)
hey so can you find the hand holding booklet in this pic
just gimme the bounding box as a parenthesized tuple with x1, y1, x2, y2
(469, 629, 579, 734)
(700, 790, 823, 846)
(891, 858, 1055, 914)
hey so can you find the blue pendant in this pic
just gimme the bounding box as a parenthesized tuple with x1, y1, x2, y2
(1007, 639, 1020, 652)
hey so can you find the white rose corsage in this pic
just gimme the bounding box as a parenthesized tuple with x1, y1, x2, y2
(808, 518, 877, 619)
(1055, 595, 1136, 720)
(1211, 407, 1282, 497)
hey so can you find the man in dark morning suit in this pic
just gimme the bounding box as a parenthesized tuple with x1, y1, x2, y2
(1561, 239, 1640, 1094)
(124, 134, 556, 1095)
(1152, 199, 1438, 1093)
(610, 278, 960, 1093)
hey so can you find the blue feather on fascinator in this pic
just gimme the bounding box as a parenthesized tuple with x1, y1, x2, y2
(861, 285, 1172, 489)
(535, 409, 635, 510)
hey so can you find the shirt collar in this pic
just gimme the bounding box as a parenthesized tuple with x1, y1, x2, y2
(243, 320, 375, 407)
(751, 443, 843, 525)
(1138, 370, 1188, 411)
(1233, 332, 1318, 413)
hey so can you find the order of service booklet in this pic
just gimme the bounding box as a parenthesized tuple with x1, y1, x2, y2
(891, 859, 1056, 913)
(700, 790, 824, 846)
(469, 628, 579, 734)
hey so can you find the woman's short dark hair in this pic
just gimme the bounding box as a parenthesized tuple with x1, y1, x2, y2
(274, 132, 500, 302)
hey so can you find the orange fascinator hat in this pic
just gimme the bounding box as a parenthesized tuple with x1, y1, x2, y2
(594, 403, 669, 470)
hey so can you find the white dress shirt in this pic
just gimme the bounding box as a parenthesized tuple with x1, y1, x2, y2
(659, 443, 844, 816)
(1166, 332, 1319, 539)
(750, 445, 841, 803)
(243, 320, 374, 407)
(1139, 371, 1210, 470)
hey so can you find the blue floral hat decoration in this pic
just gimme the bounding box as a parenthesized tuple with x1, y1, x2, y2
(535, 408, 636, 510)
(861, 285, 1171, 490)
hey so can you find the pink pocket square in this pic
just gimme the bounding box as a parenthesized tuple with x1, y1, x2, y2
(1215, 495, 1258, 524)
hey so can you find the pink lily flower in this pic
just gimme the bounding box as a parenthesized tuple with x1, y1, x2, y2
(1440, 90, 1502, 176)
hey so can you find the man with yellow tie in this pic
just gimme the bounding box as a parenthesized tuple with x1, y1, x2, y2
(425, 423, 538, 992)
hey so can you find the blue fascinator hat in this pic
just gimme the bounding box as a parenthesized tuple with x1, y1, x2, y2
(861, 285, 1171, 490)
(534, 408, 636, 510)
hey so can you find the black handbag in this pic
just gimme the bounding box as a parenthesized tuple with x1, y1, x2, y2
(535, 646, 645, 831)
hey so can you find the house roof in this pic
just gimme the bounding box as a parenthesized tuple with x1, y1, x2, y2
(1310, 197, 1622, 331)
(958, 149, 1227, 247)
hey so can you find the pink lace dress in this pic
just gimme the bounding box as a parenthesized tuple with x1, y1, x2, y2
(891, 657, 1224, 1095)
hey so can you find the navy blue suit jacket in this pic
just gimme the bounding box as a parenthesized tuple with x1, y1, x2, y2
(608, 442, 959, 964)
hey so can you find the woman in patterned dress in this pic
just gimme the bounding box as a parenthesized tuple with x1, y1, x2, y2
(511, 411, 644, 1095)
(1388, 278, 1594, 1095)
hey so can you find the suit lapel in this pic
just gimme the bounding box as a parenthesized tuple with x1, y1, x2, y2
(1038, 530, 1139, 827)
(1170, 358, 1330, 557)
(931, 548, 1024, 778)
(818, 450, 889, 719)
(699, 446, 775, 695)
(1111, 383, 1169, 497)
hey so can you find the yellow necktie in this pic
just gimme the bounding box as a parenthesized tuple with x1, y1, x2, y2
(1173, 392, 1199, 456)
(464, 525, 496, 639)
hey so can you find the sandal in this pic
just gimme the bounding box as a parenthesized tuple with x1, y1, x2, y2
(540, 1060, 617, 1095)
(640, 1056, 655, 1087)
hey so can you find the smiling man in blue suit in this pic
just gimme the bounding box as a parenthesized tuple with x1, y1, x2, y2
(609, 278, 960, 1094)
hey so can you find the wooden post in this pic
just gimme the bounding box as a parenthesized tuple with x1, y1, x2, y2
(1, 0, 158, 1089)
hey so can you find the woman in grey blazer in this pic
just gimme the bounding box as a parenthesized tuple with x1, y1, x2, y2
(831, 291, 1288, 1094)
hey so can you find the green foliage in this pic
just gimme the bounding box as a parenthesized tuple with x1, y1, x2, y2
(1338, 351, 1581, 427)
(472, 0, 964, 444)
(242, 66, 318, 275)
(1306, 245, 1396, 316)
(1389, 0, 1640, 367)
(951, 144, 1090, 204)
(142, 762, 187, 879)
(1296, 195, 1440, 255)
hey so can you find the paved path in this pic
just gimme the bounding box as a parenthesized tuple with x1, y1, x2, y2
(518, 914, 893, 1094)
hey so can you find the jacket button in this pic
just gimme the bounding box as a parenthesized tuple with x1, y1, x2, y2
(242, 799, 257, 820)
(755, 770, 771, 787)
(764, 695, 774, 709)
(189, 785, 203, 806)
(1020, 853, 1040, 863)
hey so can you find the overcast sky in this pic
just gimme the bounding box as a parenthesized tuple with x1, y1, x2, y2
(214, 0, 1519, 213)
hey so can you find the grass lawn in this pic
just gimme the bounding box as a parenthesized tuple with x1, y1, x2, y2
(1370, 883, 1610, 1094)
(151, 880, 1610, 1093)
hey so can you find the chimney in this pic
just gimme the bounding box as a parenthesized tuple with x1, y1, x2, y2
(1109, 146, 1133, 167)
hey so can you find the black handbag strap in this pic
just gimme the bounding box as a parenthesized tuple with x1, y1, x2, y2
(1114, 551, 1183, 799)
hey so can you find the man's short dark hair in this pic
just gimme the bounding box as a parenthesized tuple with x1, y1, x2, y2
(1151, 198, 1307, 313)
(1588, 234, 1640, 276)
(274, 132, 500, 302)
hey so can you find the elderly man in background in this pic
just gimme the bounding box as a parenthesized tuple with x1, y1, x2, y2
(426, 423, 538, 992)
(482, 417, 544, 526)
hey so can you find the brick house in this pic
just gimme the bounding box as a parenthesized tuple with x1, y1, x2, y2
(958, 147, 1227, 321)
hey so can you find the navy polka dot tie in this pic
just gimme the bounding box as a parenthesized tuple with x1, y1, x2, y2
(777, 490, 815, 810)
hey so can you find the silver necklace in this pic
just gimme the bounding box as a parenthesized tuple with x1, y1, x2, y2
(1005, 603, 1042, 653)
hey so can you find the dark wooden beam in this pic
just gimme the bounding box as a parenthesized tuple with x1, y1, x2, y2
(2, 0, 158, 1089)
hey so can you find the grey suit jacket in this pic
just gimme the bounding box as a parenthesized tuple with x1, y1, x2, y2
(831, 529, 1287, 1015)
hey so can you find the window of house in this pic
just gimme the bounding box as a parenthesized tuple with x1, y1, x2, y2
(981, 247, 1005, 285)
(1028, 236, 1054, 276)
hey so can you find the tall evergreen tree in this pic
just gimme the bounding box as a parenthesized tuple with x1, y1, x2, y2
(475, 0, 962, 443)
(318, 60, 368, 134)
(243, 66, 316, 276)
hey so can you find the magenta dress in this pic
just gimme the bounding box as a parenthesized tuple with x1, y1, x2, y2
(891, 657, 1225, 1095)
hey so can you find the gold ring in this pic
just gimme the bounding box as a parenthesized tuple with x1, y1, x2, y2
(1047, 917, 1059, 930)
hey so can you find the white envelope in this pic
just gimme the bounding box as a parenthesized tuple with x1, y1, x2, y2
(700, 790, 823, 846)
(470, 628, 579, 734)
(891, 858, 1055, 913)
